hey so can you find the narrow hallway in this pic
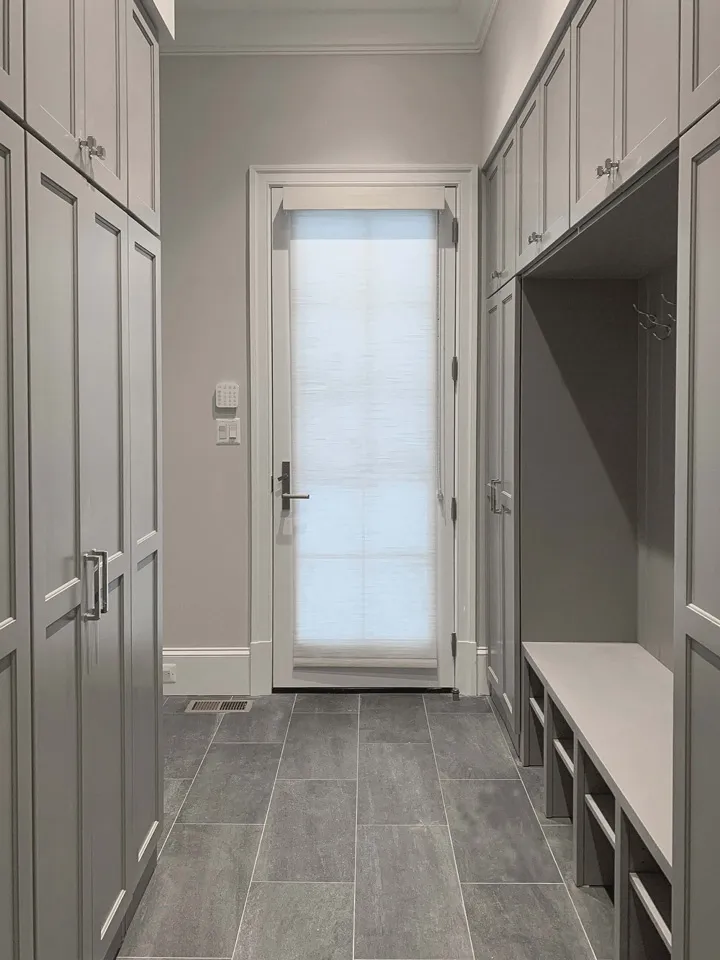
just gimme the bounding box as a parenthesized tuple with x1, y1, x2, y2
(120, 694, 612, 960)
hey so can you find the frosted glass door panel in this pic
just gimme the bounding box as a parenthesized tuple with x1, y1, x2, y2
(290, 210, 438, 665)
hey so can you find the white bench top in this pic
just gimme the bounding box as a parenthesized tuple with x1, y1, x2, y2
(523, 641, 673, 876)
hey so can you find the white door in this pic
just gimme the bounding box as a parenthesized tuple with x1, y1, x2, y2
(271, 185, 458, 689)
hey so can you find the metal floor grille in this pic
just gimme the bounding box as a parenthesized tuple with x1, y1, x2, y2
(185, 699, 252, 714)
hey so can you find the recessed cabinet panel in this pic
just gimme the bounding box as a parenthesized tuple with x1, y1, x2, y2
(131, 553, 160, 864)
(0, 656, 16, 960)
(85, 0, 128, 203)
(615, 0, 678, 182)
(517, 89, 541, 271)
(0, 0, 23, 118)
(540, 34, 571, 249)
(687, 140, 720, 622)
(128, 2, 160, 232)
(26, 0, 85, 166)
(34, 614, 83, 960)
(130, 238, 159, 544)
(570, 0, 616, 224)
(681, 0, 720, 130)
(0, 150, 10, 624)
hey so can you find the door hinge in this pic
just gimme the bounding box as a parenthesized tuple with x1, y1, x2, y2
(451, 497, 458, 523)
(451, 356, 458, 383)
(451, 632, 458, 659)
(451, 217, 459, 247)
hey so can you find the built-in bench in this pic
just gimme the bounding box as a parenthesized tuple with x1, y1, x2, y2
(522, 642, 673, 960)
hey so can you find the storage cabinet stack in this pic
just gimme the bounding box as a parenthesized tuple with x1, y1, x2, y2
(481, 1, 720, 958)
(0, 2, 164, 960)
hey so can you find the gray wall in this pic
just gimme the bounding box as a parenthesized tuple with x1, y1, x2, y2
(636, 264, 677, 669)
(160, 53, 485, 650)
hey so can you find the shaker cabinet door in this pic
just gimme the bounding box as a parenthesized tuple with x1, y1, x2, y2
(539, 30, 571, 250)
(127, 2, 161, 232)
(516, 87, 542, 271)
(680, 0, 720, 132)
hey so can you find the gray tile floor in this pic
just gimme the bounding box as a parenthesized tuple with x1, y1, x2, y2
(120, 693, 613, 960)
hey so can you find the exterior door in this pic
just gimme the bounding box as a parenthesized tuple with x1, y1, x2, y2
(485, 283, 519, 743)
(0, 112, 32, 960)
(570, 0, 617, 224)
(539, 29, 571, 251)
(127, 1, 160, 233)
(82, 188, 132, 959)
(27, 137, 89, 960)
(26, 0, 85, 167)
(614, 0, 679, 183)
(516, 85, 542, 272)
(127, 220, 163, 881)
(680, 0, 720, 132)
(271, 188, 457, 689)
(85, 0, 128, 204)
(673, 101, 720, 960)
(0, 0, 23, 116)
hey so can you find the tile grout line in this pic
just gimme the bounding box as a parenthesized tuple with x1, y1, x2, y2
(352, 693, 361, 960)
(157, 712, 224, 858)
(422, 697, 477, 960)
(228, 694, 297, 960)
(486, 699, 600, 960)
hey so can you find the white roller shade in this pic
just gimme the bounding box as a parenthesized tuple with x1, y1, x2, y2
(282, 184, 447, 211)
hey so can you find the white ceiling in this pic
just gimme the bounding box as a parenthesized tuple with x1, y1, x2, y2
(170, 0, 499, 54)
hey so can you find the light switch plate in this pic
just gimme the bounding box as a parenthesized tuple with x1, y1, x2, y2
(216, 418, 241, 445)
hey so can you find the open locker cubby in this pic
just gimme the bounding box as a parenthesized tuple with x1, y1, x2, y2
(522, 659, 545, 767)
(544, 697, 574, 821)
(575, 747, 616, 897)
(618, 814, 672, 959)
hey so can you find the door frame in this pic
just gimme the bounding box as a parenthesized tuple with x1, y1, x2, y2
(248, 164, 479, 695)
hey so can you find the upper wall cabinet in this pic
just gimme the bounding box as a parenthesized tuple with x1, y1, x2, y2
(485, 129, 517, 296)
(128, 1, 161, 233)
(539, 32, 571, 252)
(0, 0, 23, 117)
(570, 0, 679, 225)
(680, 0, 720, 131)
(26, 0, 86, 167)
(516, 86, 542, 272)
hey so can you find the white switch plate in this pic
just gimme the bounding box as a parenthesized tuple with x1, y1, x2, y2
(163, 663, 177, 684)
(216, 419, 240, 445)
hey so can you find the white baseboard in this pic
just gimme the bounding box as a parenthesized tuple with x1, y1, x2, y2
(476, 646, 489, 696)
(163, 647, 251, 696)
(455, 639, 477, 696)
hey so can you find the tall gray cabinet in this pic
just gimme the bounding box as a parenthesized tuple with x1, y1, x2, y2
(672, 101, 720, 960)
(0, 2, 164, 960)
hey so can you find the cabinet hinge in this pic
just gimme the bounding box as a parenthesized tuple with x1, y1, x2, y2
(451, 497, 458, 523)
(451, 356, 458, 383)
(451, 217, 459, 247)
(451, 632, 458, 659)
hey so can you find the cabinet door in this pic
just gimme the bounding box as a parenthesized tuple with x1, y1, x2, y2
(81, 190, 132, 959)
(499, 130, 517, 287)
(614, 0, 678, 183)
(485, 293, 504, 695)
(673, 102, 720, 960)
(0, 113, 32, 960)
(484, 158, 501, 296)
(85, 0, 128, 204)
(570, 0, 616, 224)
(128, 2, 160, 233)
(27, 137, 90, 960)
(680, 0, 720, 131)
(26, 0, 85, 167)
(0, 0, 23, 116)
(516, 87, 542, 271)
(128, 221, 162, 880)
(539, 31, 571, 250)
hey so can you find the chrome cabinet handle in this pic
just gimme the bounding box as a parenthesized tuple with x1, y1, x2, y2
(528, 231, 543, 244)
(596, 158, 619, 178)
(83, 551, 103, 621)
(486, 479, 503, 515)
(278, 460, 310, 511)
(491, 270, 505, 280)
(80, 135, 107, 160)
(99, 550, 109, 614)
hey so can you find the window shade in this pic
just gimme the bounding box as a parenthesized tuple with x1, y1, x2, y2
(282, 184, 446, 211)
(290, 209, 439, 667)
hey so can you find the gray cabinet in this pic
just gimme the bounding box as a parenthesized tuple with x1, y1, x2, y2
(485, 130, 517, 295)
(85, 0, 128, 204)
(516, 85, 541, 272)
(0, 111, 32, 960)
(27, 135, 160, 960)
(673, 101, 720, 960)
(570, 0, 617, 224)
(0, 0, 23, 116)
(128, 2, 161, 233)
(539, 30, 571, 252)
(680, 0, 720, 132)
(485, 281, 519, 747)
(26, 0, 86, 166)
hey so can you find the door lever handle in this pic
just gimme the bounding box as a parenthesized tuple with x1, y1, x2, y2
(279, 461, 310, 511)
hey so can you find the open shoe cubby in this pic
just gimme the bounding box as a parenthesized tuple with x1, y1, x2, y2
(544, 697, 575, 820)
(523, 659, 545, 766)
(576, 747, 616, 894)
(618, 814, 672, 959)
